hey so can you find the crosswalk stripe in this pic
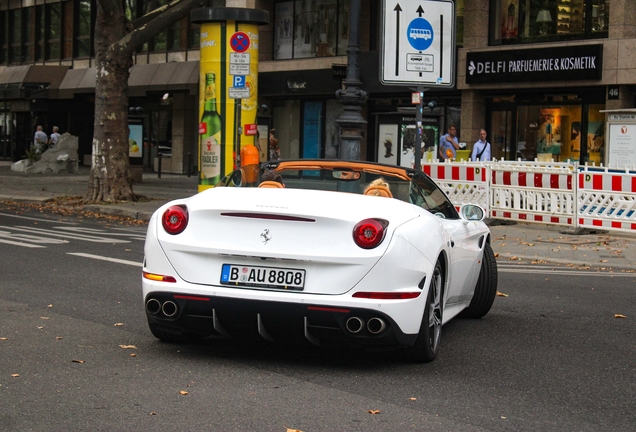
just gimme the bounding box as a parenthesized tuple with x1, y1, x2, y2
(66, 252, 143, 267)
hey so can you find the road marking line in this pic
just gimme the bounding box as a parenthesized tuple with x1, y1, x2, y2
(498, 267, 636, 277)
(0, 238, 46, 248)
(1, 226, 130, 243)
(67, 252, 142, 267)
(0, 212, 77, 225)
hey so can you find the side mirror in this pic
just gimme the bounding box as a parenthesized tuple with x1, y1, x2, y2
(459, 204, 486, 222)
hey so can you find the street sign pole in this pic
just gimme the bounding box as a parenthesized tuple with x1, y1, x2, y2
(381, 0, 454, 170)
(414, 85, 425, 171)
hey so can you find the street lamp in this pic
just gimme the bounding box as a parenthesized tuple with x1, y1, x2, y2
(335, 0, 367, 161)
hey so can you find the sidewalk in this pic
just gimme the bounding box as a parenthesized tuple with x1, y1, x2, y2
(1, 161, 635, 271)
(0, 161, 198, 221)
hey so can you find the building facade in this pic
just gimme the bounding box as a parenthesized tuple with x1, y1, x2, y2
(1, 0, 632, 172)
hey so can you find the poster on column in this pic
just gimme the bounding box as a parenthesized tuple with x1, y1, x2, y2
(198, 22, 260, 191)
(608, 123, 636, 168)
(377, 124, 398, 165)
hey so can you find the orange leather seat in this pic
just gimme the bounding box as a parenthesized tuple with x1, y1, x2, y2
(363, 185, 392, 198)
(258, 181, 284, 188)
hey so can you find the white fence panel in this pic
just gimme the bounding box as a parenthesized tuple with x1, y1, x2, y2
(488, 161, 577, 226)
(421, 161, 489, 212)
(577, 167, 636, 233)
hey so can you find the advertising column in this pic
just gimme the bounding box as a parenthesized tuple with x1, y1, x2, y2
(192, 8, 269, 192)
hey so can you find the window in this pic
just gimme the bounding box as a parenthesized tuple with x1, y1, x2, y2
(23, 8, 34, 63)
(0, 10, 6, 64)
(9, 9, 22, 64)
(47, 3, 62, 60)
(489, 0, 609, 45)
(35, 6, 45, 61)
(274, 0, 350, 60)
(189, 22, 200, 48)
(75, 1, 92, 58)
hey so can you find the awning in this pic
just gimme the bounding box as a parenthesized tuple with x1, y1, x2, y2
(57, 61, 200, 99)
(0, 65, 69, 99)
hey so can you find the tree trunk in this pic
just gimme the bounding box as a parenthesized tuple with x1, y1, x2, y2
(84, 4, 136, 203)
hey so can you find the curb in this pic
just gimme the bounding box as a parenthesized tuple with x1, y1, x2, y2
(495, 252, 636, 271)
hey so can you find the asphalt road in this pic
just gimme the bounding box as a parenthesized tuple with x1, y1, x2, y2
(1, 205, 635, 431)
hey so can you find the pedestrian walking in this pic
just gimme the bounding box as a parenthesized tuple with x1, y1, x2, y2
(49, 126, 61, 147)
(33, 125, 48, 153)
(438, 125, 459, 160)
(471, 129, 492, 161)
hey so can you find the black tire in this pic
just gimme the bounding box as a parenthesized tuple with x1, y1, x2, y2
(148, 321, 202, 343)
(460, 242, 498, 319)
(406, 260, 443, 363)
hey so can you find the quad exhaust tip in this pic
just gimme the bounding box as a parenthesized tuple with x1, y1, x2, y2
(146, 298, 161, 315)
(367, 317, 386, 334)
(162, 300, 178, 317)
(345, 317, 365, 334)
(146, 298, 179, 317)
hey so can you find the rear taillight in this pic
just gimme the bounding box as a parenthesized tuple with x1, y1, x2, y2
(162, 205, 188, 235)
(353, 218, 388, 249)
(143, 272, 177, 283)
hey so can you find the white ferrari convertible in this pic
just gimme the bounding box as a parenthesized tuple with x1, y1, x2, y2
(143, 160, 497, 362)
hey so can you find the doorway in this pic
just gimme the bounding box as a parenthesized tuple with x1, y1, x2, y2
(490, 109, 515, 161)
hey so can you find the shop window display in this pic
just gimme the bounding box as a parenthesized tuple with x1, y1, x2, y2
(490, 0, 609, 45)
(516, 104, 604, 163)
(274, 0, 349, 60)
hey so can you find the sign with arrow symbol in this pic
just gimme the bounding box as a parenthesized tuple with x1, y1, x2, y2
(380, 0, 455, 87)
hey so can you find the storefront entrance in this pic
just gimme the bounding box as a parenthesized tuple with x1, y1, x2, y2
(487, 89, 605, 164)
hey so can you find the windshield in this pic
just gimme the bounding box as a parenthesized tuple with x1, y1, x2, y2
(217, 161, 458, 219)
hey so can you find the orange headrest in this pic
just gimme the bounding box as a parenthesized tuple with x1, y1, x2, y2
(364, 185, 392, 198)
(258, 181, 284, 188)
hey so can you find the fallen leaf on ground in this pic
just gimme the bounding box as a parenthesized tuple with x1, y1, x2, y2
(600, 259, 608, 263)
(494, 253, 500, 258)
(150, 412, 157, 416)
(11, 374, 19, 377)
(509, 256, 518, 260)
(47, 304, 53, 308)
(71, 360, 85, 364)
(0, 337, 8, 341)
(614, 314, 627, 319)
(286, 428, 304, 432)
(496, 292, 508, 297)
(119, 345, 137, 349)
(40, 317, 50, 320)
(409, 397, 417, 401)
(179, 391, 188, 395)
(130, 354, 137, 357)
(114, 323, 124, 327)
(368, 410, 380, 415)
(37, 326, 44, 329)
(56, 337, 63, 340)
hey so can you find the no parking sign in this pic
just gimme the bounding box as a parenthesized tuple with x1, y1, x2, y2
(230, 32, 250, 52)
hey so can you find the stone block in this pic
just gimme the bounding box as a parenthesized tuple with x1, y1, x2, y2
(26, 133, 79, 174)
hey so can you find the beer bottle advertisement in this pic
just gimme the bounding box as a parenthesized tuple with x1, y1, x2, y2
(198, 21, 261, 191)
(199, 73, 221, 185)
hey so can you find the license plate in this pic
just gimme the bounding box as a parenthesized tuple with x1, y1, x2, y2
(220, 264, 306, 291)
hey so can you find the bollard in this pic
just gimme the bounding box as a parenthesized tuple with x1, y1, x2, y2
(187, 152, 192, 177)
(157, 152, 162, 178)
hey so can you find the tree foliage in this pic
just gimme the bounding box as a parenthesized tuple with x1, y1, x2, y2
(85, 0, 204, 204)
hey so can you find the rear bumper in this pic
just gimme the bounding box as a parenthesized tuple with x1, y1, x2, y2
(144, 291, 419, 348)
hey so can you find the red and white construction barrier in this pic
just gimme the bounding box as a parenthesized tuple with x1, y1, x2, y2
(489, 161, 576, 226)
(578, 167, 636, 233)
(421, 160, 636, 234)
(421, 161, 489, 212)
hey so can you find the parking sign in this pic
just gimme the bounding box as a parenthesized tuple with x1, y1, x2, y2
(380, 0, 455, 87)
